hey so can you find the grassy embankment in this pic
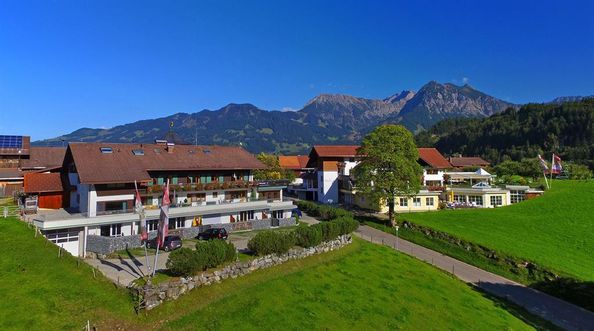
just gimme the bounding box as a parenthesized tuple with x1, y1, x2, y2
(0, 217, 545, 330)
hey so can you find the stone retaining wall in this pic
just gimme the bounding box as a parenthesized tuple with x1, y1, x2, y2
(87, 218, 296, 256)
(135, 234, 352, 310)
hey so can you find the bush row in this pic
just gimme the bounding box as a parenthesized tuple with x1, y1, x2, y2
(296, 200, 353, 221)
(249, 217, 359, 254)
(166, 240, 236, 277)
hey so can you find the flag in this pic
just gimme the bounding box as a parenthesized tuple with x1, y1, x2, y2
(157, 179, 170, 248)
(134, 181, 148, 241)
(538, 154, 549, 172)
(552, 154, 563, 174)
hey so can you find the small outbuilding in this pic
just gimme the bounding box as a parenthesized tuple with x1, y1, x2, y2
(23, 172, 64, 209)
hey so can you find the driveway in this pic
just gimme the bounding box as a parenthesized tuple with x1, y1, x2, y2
(85, 228, 288, 286)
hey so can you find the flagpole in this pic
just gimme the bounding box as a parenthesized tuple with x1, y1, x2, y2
(550, 154, 554, 188)
(135, 180, 151, 276)
(152, 243, 159, 277)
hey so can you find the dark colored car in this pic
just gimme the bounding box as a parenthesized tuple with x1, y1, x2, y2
(147, 235, 182, 251)
(197, 228, 228, 240)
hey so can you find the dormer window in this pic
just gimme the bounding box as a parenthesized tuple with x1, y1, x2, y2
(100, 147, 113, 154)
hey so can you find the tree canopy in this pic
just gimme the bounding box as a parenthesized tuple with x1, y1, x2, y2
(253, 153, 296, 181)
(415, 98, 594, 169)
(353, 125, 423, 226)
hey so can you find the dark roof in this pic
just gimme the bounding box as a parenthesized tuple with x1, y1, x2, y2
(449, 156, 490, 167)
(20, 147, 66, 170)
(417, 148, 452, 169)
(279, 155, 310, 170)
(24, 173, 63, 193)
(68, 143, 265, 184)
(311, 145, 360, 158)
(0, 135, 30, 156)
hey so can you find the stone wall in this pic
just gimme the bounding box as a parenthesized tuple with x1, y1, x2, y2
(86, 218, 296, 256)
(86, 234, 143, 255)
(135, 234, 352, 310)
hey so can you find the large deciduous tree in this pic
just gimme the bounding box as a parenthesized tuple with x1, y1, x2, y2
(253, 153, 296, 182)
(353, 125, 422, 227)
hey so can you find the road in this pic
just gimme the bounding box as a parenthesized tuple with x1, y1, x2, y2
(356, 225, 594, 331)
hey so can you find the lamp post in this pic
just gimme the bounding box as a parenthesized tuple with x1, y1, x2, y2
(395, 225, 400, 251)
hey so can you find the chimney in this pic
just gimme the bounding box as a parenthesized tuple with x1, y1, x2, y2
(167, 142, 175, 153)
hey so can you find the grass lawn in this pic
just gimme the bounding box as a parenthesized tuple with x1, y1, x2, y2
(161, 239, 536, 330)
(0, 218, 136, 330)
(1, 217, 545, 330)
(401, 180, 594, 280)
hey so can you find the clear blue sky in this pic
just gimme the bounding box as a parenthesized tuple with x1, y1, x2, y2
(1, 0, 593, 140)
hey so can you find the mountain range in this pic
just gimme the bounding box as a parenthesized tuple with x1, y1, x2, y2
(36, 81, 516, 154)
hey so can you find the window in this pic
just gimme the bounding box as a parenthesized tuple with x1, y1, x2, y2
(453, 195, 465, 203)
(490, 195, 503, 206)
(510, 190, 525, 204)
(212, 192, 218, 198)
(239, 210, 254, 221)
(132, 149, 144, 156)
(169, 217, 185, 229)
(426, 197, 434, 206)
(147, 220, 158, 231)
(399, 197, 408, 207)
(413, 197, 421, 207)
(100, 224, 122, 237)
(219, 176, 224, 183)
(157, 177, 164, 185)
(272, 210, 284, 219)
(468, 195, 483, 206)
(100, 147, 113, 154)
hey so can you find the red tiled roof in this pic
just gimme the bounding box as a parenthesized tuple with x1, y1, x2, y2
(21, 147, 66, 170)
(417, 148, 451, 169)
(312, 145, 360, 157)
(24, 172, 63, 193)
(68, 143, 265, 184)
(449, 156, 490, 167)
(279, 155, 310, 169)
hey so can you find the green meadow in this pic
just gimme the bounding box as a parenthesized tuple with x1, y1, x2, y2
(402, 180, 594, 280)
(0, 218, 541, 330)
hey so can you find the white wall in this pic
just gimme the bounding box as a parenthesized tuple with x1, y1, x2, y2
(317, 171, 339, 204)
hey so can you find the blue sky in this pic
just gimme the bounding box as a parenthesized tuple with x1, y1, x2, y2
(1, 0, 593, 140)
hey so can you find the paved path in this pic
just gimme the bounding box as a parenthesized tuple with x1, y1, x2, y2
(86, 233, 254, 286)
(356, 225, 594, 331)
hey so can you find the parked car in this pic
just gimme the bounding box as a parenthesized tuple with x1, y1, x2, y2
(196, 228, 228, 240)
(147, 235, 182, 251)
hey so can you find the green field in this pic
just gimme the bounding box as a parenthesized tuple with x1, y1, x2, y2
(0, 217, 542, 330)
(402, 180, 594, 280)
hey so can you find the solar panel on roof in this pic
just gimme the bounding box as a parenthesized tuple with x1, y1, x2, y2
(0, 135, 23, 149)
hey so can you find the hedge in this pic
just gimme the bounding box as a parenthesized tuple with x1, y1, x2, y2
(195, 239, 237, 268)
(295, 223, 323, 248)
(166, 240, 237, 276)
(247, 230, 296, 256)
(166, 248, 207, 277)
(296, 200, 353, 221)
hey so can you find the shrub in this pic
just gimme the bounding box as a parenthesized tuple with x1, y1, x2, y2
(333, 217, 359, 235)
(296, 200, 353, 221)
(319, 221, 341, 242)
(166, 248, 206, 276)
(295, 223, 323, 248)
(248, 230, 296, 256)
(195, 240, 236, 268)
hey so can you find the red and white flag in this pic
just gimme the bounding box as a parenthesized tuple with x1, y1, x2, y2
(552, 154, 563, 174)
(538, 154, 549, 172)
(157, 179, 170, 248)
(134, 181, 148, 241)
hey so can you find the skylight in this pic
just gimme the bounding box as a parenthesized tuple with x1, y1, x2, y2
(100, 147, 113, 154)
(132, 149, 144, 156)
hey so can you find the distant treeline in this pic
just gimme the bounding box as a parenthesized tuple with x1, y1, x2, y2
(415, 98, 594, 169)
